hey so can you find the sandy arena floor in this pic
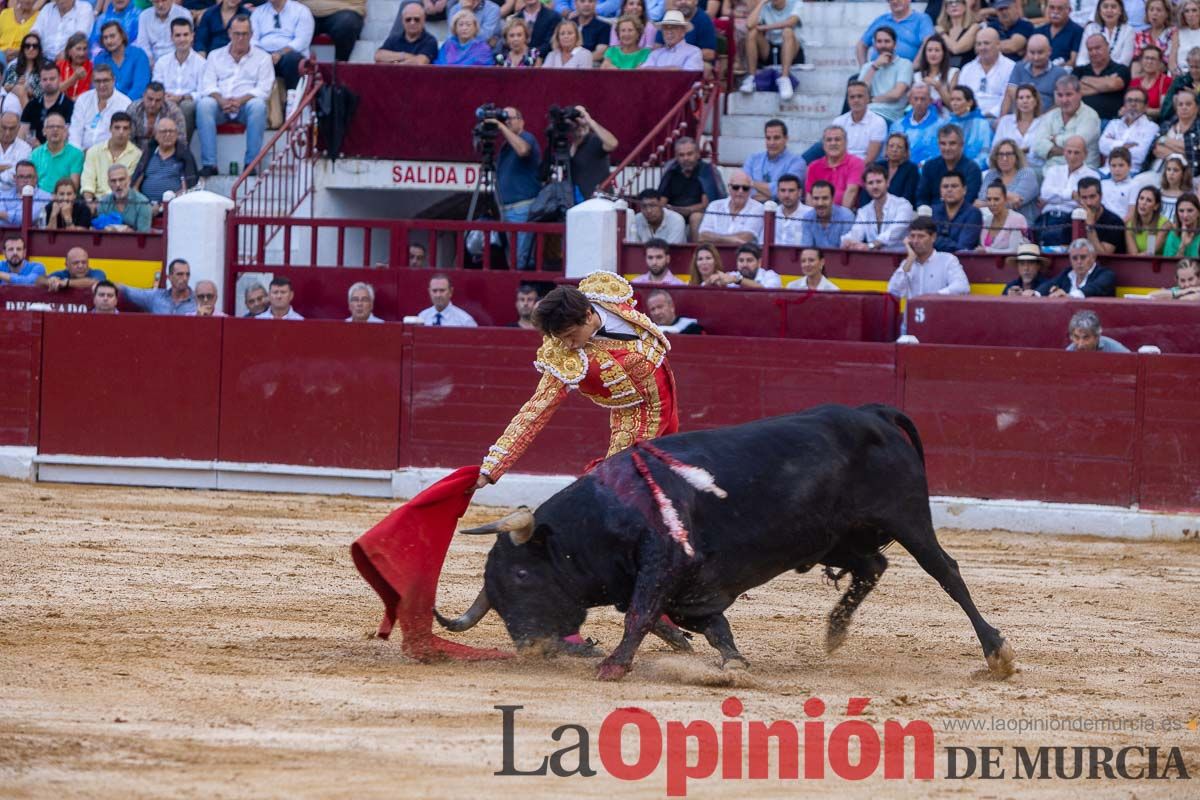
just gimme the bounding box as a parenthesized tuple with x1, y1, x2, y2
(1, 480, 1198, 799)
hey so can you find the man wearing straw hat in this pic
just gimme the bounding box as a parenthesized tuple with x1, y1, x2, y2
(1002, 242, 1052, 296)
(640, 10, 702, 71)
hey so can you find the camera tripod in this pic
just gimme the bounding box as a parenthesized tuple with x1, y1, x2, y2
(467, 152, 504, 224)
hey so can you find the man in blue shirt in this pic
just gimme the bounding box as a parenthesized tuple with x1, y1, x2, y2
(43, 246, 106, 292)
(90, 0, 141, 58)
(988, 0, 1035, 58)
(931, 171, 982, 252)
(1035, 0, 1084, 66)
(0, 161, 53, 227)
(743, 118, 807, 202)
(798, 180, 855, 247)
(120, 257, 197, 314)
(891, 83, 945, 165)
(0, 234, 47, 286)
(492, 107, 542, 269)
(95, 20, 151, 101)
(857, 0, 933, 64)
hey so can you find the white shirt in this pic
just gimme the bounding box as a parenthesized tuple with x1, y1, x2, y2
(594, 304, 636, 336)
(251, 0, 315, 56)
(1100, 176, 1135, 217)
(68, 89, 132, 151)
(887, 250, 970, 298)
(0, 138, 33, 191)
(957, 55, 1016, 117)
(992, 114, 1045, 169)
(723, 267, 782, 288)
(346, 314, 383, 323)
(31, 0, 95, 59)
(201, 45, 276, 101)
(788, 275, 840, 292)
(698, 196, 765, 242)
(1097, 113, 1158, 172)
(774, 202, 813, 245)
(1067, 264, 1099, 298)
(1039, 162, 1100, 215)
(842, 193, 914, 248)
(418, 303, 477, 327)
(0, 91, 21, 117)
(256, 307, 305, 320)
(153, 48, 208, 100)
(135, 5, 193, 63)
(831, 109, 888, 160)
(1071, 1, 1098, 28)
(631, 208, 687, 244)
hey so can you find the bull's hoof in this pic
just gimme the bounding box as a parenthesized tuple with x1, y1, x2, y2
(721, 656, 749, 672)
(986, 639, 1016, 679)
(825, 625, 849, 654)
(561, 636, 604, 658)
(596, 661, 630, 681)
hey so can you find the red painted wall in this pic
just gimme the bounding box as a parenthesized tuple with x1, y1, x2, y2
(907, 295, 1200, 354)
(10, 310, 1199, 511)
(0, 311, 41, 446)
(318, 65, 701, 162)
(39, 314, 223, 459)
(217, 318, 405, 470)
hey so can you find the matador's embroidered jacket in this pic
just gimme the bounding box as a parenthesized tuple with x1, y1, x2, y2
(480, 272, 680, 480)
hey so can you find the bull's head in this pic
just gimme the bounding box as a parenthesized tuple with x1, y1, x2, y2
(435, 507, 588, 653)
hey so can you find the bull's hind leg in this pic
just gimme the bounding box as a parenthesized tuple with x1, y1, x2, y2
(894, 523, 1015, 678)
(695, 613, 748, 671)
(824, 552, 889, 654)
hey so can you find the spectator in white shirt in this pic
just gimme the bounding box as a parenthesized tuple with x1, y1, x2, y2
(1035, 134, 1099, 245)
(788, 247, 840, 292)
(196, 16, 274, 176)
(1096, 87, 1157, 172)
(0, 113, 33, 192)
(153, 18, 207, 140)
(887, 216, 971, 299)
(772, 172, 812, 245)
(1100, 146, 1135, 217)
(842, 162, 914, 250)
(831, 80, 888, 164)
(418, 273, 477, 326)
(956, 27, 1016, 117)
(630, 188, 687, 244)
(256, 276, 305, 319)
(251, 0, 315, 90)
(631, 237, 685, 285)
(708, 242, 783, 288)
(68, 64, 133, 151)
(136, 0, 192, 64)
(346, 281, 383, 322)
(32, 0, 96, 61)
(697, 168, 765, 244)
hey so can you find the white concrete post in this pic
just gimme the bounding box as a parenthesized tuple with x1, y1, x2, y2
(166, 190, 234, 298)
(566, 197, 619, 277)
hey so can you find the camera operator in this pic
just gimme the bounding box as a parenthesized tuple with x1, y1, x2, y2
(487, 106, 541, 269)
(568, 105, 618, 199)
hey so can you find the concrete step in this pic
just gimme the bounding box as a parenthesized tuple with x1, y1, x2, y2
(725, 91, 841, 120)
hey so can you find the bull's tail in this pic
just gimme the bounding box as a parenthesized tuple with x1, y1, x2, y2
(860, 404, 925, 467)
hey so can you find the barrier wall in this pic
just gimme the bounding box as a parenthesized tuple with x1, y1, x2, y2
(6, 309, 1197, 512)
(318, 65, 701, 163)
(907, 295, 1200, 354)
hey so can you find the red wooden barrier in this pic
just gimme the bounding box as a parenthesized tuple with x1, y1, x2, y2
(217, 318, 405, 470)
(0, 311, 42, 447)
(38, 314, 223, 459)
(899, 345, 1139, 506)
(906, 295, 1200, 354)
(318, 65, 701, 163)
(1137, 355, 1200, 511)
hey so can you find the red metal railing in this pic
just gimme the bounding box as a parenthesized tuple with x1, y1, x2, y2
(226, 216, 566, 300)
(226, 64, 324, 269)
(597, 78, 721, 200)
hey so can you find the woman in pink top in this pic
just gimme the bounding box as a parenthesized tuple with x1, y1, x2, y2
(978, 180, 1028, 253)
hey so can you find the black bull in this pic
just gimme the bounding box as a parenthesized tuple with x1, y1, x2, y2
(438, 404, 1015, 681)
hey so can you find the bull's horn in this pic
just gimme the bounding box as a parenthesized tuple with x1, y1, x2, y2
(434, 587, 491, 632)
(459, 507, 535, 545)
